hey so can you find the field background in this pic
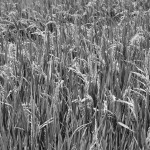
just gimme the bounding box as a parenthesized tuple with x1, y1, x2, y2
(0, 0, 150, 149)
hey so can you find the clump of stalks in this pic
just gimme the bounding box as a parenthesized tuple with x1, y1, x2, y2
(0, 0, 150, 149)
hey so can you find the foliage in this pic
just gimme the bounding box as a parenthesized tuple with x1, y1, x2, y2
(0, 0, 150, 149)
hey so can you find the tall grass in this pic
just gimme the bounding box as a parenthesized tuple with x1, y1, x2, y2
(0, 0, 150, 149)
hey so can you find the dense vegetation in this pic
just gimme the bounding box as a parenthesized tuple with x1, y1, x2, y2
(0, 0, 150, 149)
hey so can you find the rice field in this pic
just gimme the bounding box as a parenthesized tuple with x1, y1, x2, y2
(0, 0, 150, 149)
